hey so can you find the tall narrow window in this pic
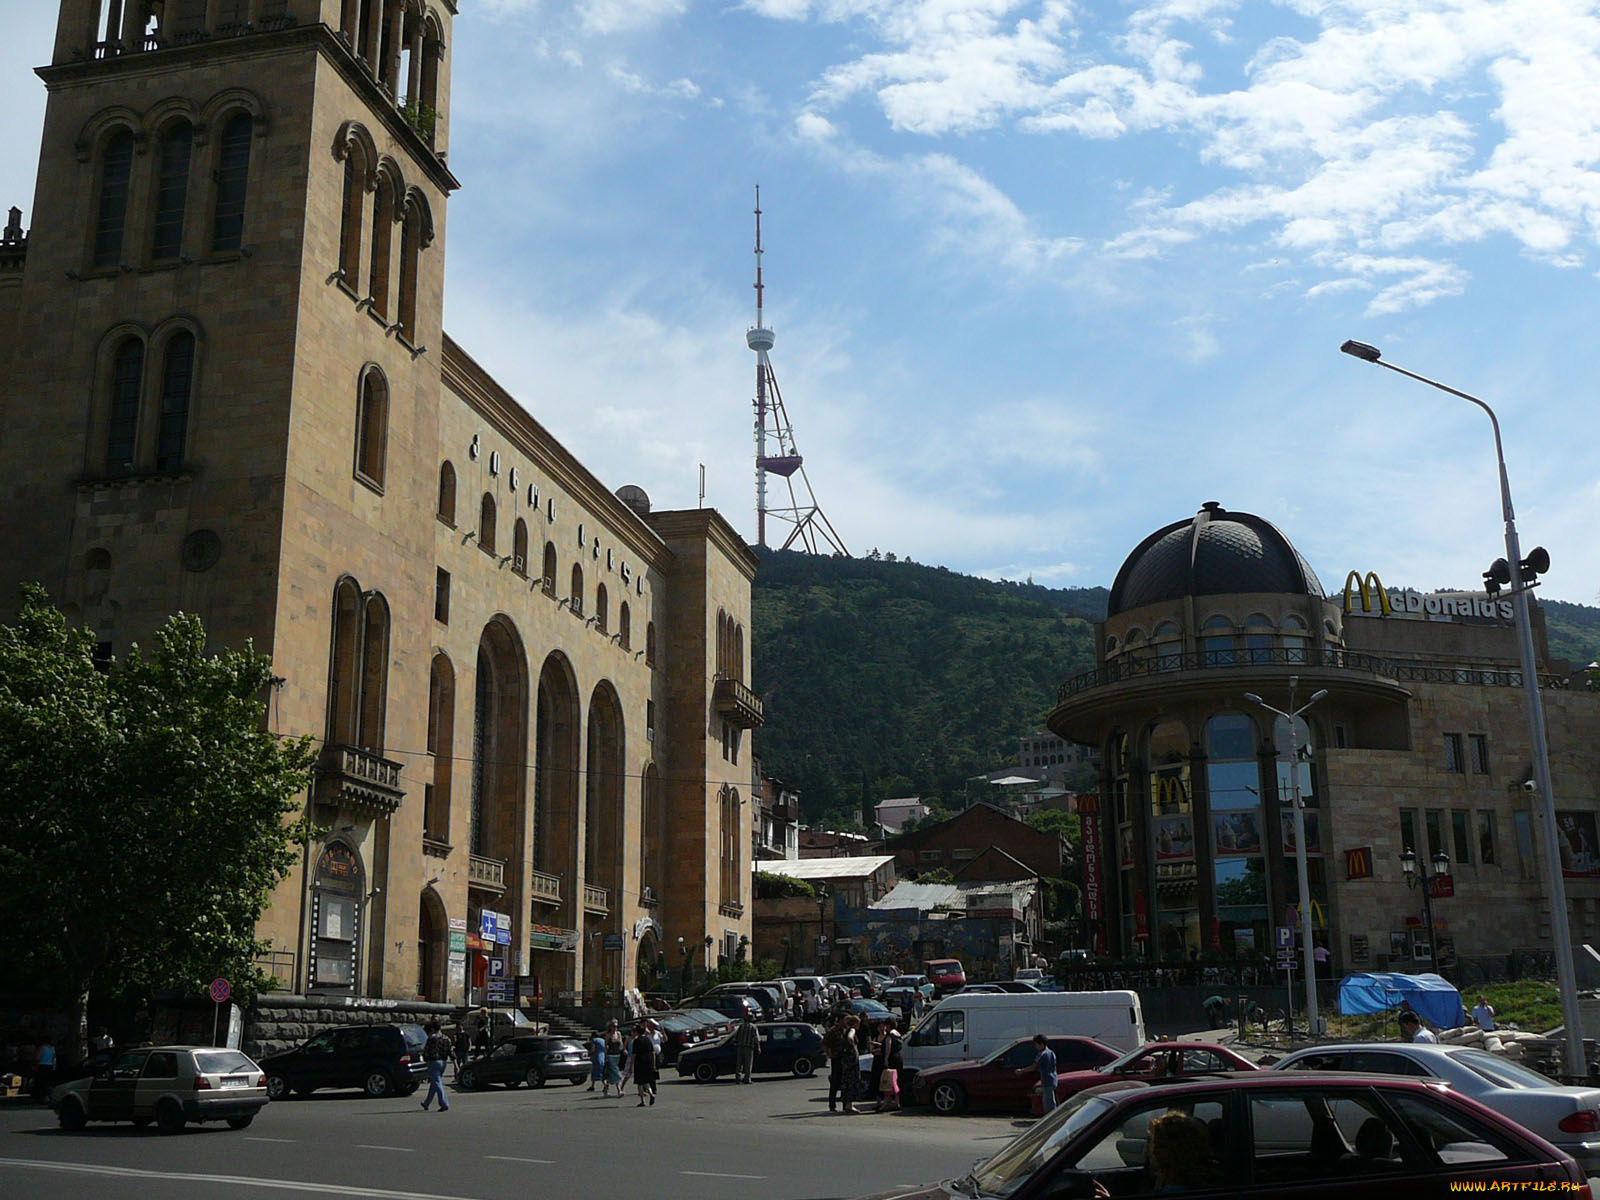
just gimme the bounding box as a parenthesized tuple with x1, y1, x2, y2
(338, 151, 364, 285)
(436, 460, 456, 523)
(1444, 733, 1465, 774)
(211, 112, 252, 252)
(105, 336, 144, 475)
(368, 180, 392, 318)
(512, 519, 528, 575)
(619, 602, 631, 650)
(397, 202, 420, 341)
(570, 564, 584, 615)
(478, 494, 496, 554)
(155, 332, 194, 472)
(151, 122, 192, 261)
(595, 584, 608, 634)
(93, 130, 134, 267)
(1469, 734, 1489, 775)
(541, 543, 557, 595)
(355, 370, 387, 487)
(645, 621, 656, 667)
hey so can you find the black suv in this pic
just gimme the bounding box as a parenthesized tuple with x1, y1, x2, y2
(458, 1037, 590, 1090)
(261, 1023, 427, 1100)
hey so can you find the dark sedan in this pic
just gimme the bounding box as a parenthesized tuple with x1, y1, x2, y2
(848, 1072, 1588, 1199)
(457, 1036, 590, 1090)
(912, 1036, 1119, 1115)
(1039, 1040, 1258, 1114)
(676, 1022, 824, 1082)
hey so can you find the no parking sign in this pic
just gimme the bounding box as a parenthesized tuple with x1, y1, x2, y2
(209, 978, 232, 1004)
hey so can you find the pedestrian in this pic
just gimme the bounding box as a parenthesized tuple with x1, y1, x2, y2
(89, 1026, 114, 1055)
(603, 1019, 625, 1097)
(32, 1038, 56, 1100)
(1399, 1011, 1437, 1044)
(805, 989, 821, 1024)
(453, 1024, 471, 1081)
(630, 1023, 658, 1107)
(875, 1018, 903, 1113)
(822, 1015, 848, 1113)
(588, 1029, 606, 1092)
(1015, 1033, 1059, 1116)
(734, 1010, 761, 1084)
(419, 1020, 452, 1112)
(1202, 995, 1228, 1028)
(1472, 995, 1496, 1032)
(838, 1015, 865, 1114)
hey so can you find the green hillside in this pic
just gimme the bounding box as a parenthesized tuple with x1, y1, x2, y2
(750, 551, 1600, 827)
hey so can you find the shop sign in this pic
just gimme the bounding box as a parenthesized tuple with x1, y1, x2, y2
(448, 930, 467, 953)
(1343, 570, 1513, 622)
(1345, 847, 1373, 880)
(448, 917, 467, 932)
(1081, 813, 1102, 921)
(602, 933, 624, 951)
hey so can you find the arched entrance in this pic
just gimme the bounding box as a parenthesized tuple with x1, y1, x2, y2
(468, 617, 528, 1002)
(582, 681, 625, 996)
(533, 652, 581, 993)
(418, 887, 447, 1002)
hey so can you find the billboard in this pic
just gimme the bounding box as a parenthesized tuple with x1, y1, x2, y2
(1214, 811, 1262, 856)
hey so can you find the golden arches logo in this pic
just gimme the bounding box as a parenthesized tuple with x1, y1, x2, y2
(1342, 570, 1391, 615)
(1151, 776, 1186, 810)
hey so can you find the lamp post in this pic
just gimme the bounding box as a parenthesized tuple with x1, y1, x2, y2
(1245, 679, 1328, 1038)
(1340, 339, 1584, 1078)
(677, 936, 688, 1002)
(1400, 845, 1451, 975)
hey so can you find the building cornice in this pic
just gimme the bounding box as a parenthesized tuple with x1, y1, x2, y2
(646, 508, 760, 582)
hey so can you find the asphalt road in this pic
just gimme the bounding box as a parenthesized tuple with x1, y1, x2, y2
(1, 1072, 1021, 1200)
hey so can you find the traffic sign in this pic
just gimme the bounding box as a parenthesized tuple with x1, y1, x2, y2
(1275, 925, 1294, 952)
(488, 958, 506, 978)
(209, 978, 232, 1004)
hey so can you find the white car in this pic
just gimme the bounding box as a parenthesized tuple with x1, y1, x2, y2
(1275, 1041, 1600, 1172)
(1014, 968, 1046, 985)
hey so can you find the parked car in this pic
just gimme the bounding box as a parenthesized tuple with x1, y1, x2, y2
(849, 1071, 1588, 1198)
(648, 1012, 716, 1066)
(910, 1035, 1119, 1115)
(454, 1006, 539, 1046)
(1014, 968, 1046, 986)
(828, 972, 880, 1000)
(882, 982, 935, 1011)
(1275, 1041, 1600, 1173)
(704, 982, 785, 1020)
(924, 958, 967, 997)
(52, 1046, 268, 1134)
(685, 993, 762, 1022)
(1045, 1040, 1257, 1109)
(457, 1036, 589, 1090)
(676, 1022, 825, 1082)
(865, 964, 902, 982)
(260, 1023, 427, 1100)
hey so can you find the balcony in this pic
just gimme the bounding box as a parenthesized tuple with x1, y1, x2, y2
(583, 883, 609, 915)
(468, 854, 506, 893)
(712, 675, 764, 729)
(640, 885, 660, 908)
(315, 744, 404, 817)
(529, 869, 561, 906)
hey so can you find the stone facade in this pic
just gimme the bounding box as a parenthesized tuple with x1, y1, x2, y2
(0, 1, 756, 1010)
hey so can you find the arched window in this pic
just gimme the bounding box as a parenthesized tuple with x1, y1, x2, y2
(419, 23, 443, 145)
(734, 624, 744, 682)
(541, 542, 557, 596)
(338, 149, 365, 285)
(645, 621, 656, 667)
(512, 519, 528, 575)
(618, 602, 631, 651)
(368, 176, 393, 318)
(151, 121, 192, 261)
(1152, 620, 1181, 668)
(595, 583, 608, 634)
(1245, 613, 1274, 664)
(570, 564, 584, 615)
(437, 461, 456, 523)
(92, 129, 134, 267)
(326, 580, 389, 751)
(211, 112, 252, 252)
(155, 331, 194, 473)
(355, 369, 388, 487)
(1201, 615, 1235, 667)
(1281, 614, 1309, 664)
(478, 493, 496, 554)
(397, 196, 421, 342)
(426, 653, 454, 843)
(105, 335, 144, 475)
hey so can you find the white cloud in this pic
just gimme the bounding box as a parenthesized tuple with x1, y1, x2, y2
(578, 0, 689, 35)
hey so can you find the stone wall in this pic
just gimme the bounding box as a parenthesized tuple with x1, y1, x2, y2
(245, 993, 455, 1060)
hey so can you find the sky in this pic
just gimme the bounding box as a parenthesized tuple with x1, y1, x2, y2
(5, 1, 1600, 603)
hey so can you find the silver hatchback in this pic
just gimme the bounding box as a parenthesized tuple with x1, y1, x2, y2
(53, 1045, 269, 1134)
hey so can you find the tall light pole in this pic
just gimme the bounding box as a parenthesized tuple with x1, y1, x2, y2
(1400, 846, 1451, 975)
(1246, 679, 1328, 1038)
(1340, 339, 1584, 1077)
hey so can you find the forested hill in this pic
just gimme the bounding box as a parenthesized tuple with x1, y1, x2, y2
(749, 550, 1600, 827)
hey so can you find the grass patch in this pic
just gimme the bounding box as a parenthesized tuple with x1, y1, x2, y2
(1326, 978, 1561, 1040)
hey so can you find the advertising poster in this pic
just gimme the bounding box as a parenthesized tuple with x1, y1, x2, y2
(1082, 818, 1102, 921)
(1557, 811, 1600, 877)
(1119, 824, 1135, 868)
(1281, 810, 1322, 855)
(1154, 815, 1195, 861)
(1213, 811, 1262, 855)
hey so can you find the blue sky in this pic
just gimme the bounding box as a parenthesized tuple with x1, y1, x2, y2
(6, 1, 1600, 603)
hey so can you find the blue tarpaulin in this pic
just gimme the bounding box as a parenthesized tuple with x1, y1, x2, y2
(1337, 972, 1464, 1030)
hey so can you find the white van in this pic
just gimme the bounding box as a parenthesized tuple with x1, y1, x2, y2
(902, 990, 1145, 1077)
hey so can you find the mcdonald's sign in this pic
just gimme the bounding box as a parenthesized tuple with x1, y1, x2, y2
(1152, 776, 1187, 813)
(1343, 570, 1391, 615)
(1288, 900, 1328, 929)
(1346, 846, 1373, 880)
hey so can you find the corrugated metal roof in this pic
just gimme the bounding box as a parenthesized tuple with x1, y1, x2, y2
(763, 855, 896, 881)
(871, 881, 960, 910)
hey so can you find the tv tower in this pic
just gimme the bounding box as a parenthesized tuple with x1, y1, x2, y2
(747, 188, 849, 556)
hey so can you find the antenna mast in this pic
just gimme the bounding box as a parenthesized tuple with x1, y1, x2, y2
(746, 187, 849, 556)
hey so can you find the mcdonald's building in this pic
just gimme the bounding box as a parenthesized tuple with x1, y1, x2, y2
(1048, 502, 1600, 976)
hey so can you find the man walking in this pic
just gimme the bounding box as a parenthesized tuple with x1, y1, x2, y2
(734, 1011, 761, 1084)
(1015, 1033, 1058, 1116)
(420, 1020, 452, 1112)
(823, 1015, 847, 1112)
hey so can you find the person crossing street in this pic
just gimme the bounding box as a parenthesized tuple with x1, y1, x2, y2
(733, 1010, 762, 1084)
(419, 1020, 452, 1112)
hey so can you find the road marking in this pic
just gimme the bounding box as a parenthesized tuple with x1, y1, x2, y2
(245, 1136, 296, 1143)
(0, 1158, 487, 1199)
(484, 1155, 555, 1164)
(356, 1144, 416, 1152)
(681, 1171, 768, 1180)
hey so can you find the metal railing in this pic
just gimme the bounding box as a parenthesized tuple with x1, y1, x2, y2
(1057, 645, 1565, 702)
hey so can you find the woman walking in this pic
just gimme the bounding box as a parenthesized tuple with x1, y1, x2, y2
(588, 1029, 606, 1092)
(875, 1018, 903, 1112)
(838, 1015, 865, 1114)
(630, 1023, 658, 1106)
(603, 1019, 625, 1098)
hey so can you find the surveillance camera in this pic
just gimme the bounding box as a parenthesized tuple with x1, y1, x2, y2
(1523, 779, 1538, 792)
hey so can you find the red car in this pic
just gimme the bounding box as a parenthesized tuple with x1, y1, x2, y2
(913, 1036, 1118, 1115)
(850, 1072, 1590, 1199)
(924, 959, 966, 997)
(1033, 1040, 1258, 1115)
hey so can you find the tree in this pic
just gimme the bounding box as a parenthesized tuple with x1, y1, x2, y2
(0, 586, 317, 1059)
(1027, 806, 1082, 843)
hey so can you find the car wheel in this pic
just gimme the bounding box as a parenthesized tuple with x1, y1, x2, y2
(265, 1074, 290, 1101)
(363, 1070, 394, 1099)
(791, 1056, 815, 1078)
(226, 1115, 255, 1130)
(459, 1066, 481, 1091)
(525, 1067, 545, 1088)
(156, 1099, 186, 1135)
(930, 1081, 966, 1115)
(57, 1098, 87, 1132)
(693, 1062, 718, 1083)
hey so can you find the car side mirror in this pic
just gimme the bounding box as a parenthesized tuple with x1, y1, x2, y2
(1032, 1169, 1099, 1200)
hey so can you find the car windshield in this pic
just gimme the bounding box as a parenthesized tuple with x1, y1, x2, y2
(194, 1050, 256, 1074)
(1452, 1047, 1563, 1090)
(964, 1093, 1114, 1196)
(1103, 1044, 1156, 1072)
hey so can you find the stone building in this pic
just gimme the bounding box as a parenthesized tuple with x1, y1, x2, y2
(0, 0, 760, 1008)
(1048, 502, 1600, 975)
(882, 802, 1067, 882)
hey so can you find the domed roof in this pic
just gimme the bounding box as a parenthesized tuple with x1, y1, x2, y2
(1107, 502, 1324, 617)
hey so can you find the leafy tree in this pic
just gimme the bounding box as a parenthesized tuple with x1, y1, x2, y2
(1027, 807, 1082, 842)
(0, 586, 317, 1059)
(755, 871, 817, 899)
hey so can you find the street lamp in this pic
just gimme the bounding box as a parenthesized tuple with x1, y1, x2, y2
(1340, 339, 1584, 1078)
(1245, 678, 1329, 1038)
(1400, 845, 1451, 975)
